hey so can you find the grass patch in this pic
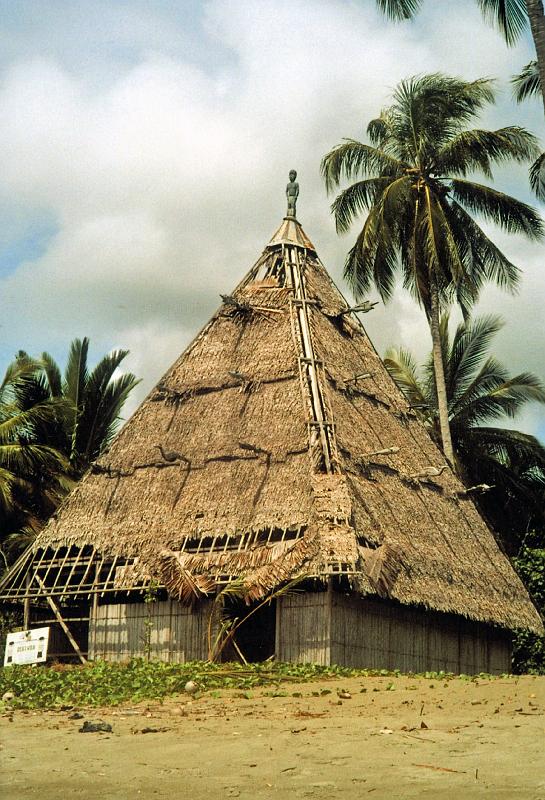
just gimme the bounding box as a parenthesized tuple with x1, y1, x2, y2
(0, 659, 499, 710)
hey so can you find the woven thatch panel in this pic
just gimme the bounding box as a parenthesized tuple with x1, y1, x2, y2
(36, 307, 313, 557)
(315, 303, 541, 632)
(312, 319, 401, 410)
(348, 468, 536, 630)
(304, 257, 346, 316)
(169, 310, 294, 387)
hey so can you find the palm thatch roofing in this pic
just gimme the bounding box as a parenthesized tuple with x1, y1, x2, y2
(1, 214, 543, 635)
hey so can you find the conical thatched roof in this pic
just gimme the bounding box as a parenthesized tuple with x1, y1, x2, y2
(2, 215, 543, 634)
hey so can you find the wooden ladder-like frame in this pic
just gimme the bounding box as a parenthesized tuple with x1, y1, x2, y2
(284, 243, 338, 474)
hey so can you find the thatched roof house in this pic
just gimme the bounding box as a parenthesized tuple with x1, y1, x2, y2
(2, 205, 542, 670)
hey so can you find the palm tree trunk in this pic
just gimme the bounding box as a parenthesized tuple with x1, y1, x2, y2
(429, 280, 455, 469)
(526, 0, 545, 115)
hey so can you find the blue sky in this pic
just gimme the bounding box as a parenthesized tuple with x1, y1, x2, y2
(0, 0, 543, 440)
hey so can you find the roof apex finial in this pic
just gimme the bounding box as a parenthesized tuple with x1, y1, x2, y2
(286, 169, 299, 219)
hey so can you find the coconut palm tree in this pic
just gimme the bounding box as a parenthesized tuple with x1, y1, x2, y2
(376, 1, 545, 114)
(0, 358, 71, 566)
(13, 338, 140, 477)
(384, 313, 545, 547)
(321, 73, 543, 466)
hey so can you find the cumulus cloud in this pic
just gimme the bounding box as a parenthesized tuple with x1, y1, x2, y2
(0, 0, 543, 436)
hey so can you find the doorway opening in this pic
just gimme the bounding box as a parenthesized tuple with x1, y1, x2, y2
(221, 599, 276, 663)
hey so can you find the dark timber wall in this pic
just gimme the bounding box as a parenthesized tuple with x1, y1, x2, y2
(277, 591, 511, 674)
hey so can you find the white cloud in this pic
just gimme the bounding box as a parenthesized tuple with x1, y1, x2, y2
(0, 0, 543, 437)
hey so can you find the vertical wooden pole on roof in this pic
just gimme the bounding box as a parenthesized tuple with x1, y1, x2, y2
(286, 243, 337, 473)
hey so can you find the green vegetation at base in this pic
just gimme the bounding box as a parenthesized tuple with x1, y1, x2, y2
(0, 659, 500, 710)
(513, 546, 545, 674)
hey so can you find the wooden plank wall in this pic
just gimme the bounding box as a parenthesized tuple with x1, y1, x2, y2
(89, 592, 511, 673)
(330, 594, 511, 674)
(276, 592, 331, 665)
(88, 600, 212, 662)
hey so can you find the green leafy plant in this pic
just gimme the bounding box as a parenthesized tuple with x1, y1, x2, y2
(1, 659, 494, 710)
(513, 546, 545, 673)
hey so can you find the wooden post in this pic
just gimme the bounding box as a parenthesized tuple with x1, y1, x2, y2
(33, 575, 87, 664)
(275, 595, 281, 661)
(88, 561, 100, 661)
(23, 572, 31, 630)
(326, 576, 333, 667)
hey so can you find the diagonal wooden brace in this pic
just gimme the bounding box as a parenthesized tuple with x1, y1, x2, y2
(32, 574, 87, 664)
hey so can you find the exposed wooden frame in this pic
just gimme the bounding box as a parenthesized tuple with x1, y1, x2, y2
(33, 574, 87, 664)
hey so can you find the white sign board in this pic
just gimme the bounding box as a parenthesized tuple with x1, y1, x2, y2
(4, 627, 50, 666)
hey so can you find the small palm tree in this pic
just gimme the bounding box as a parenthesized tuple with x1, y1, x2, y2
(14, 338, 140, 476)
(0, 358, 71, 566)
(384, 314, 545, 547)
(321, 73, 543, 467)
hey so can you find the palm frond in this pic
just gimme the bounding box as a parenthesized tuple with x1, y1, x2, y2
(331, 177, 392, 233)
(0, 398, 68, 443)
(0, 467, 17, 512)
(456, 429, 545, 528)
(74, 350, 139, 466)
(0, 442, 70, 474)
(63, 337, 89, 412)
(82, 371, 140, 459)
(448, 314, 504, 403)
(392, 76, 496, 160)
(477, 0, 528, 46)
(383, 347, 429, 409)
(40, 352, 62, 397)
(451, 178, 545, 240)
(453, 363, 545, 426)
(512, 60, 540, 102)
(462, 426, 545, 467)
(419, 185, 467, 297)
(488, 372, 545, 412)
(320, 140, 405, 193)
(2, 525, 39, 557)
(375, 0, 422, 20)
(0, 357, 41, 400)
(529, 152, 545, 202)
(343, 212, 380, 300)
(367, 113, 393, 147)
(449, 201, 521, 292)
(435, 127, 539, 177)
(357, 177, 415, 301)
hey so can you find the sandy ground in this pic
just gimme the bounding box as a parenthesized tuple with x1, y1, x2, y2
(1, 674, 544, 800)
